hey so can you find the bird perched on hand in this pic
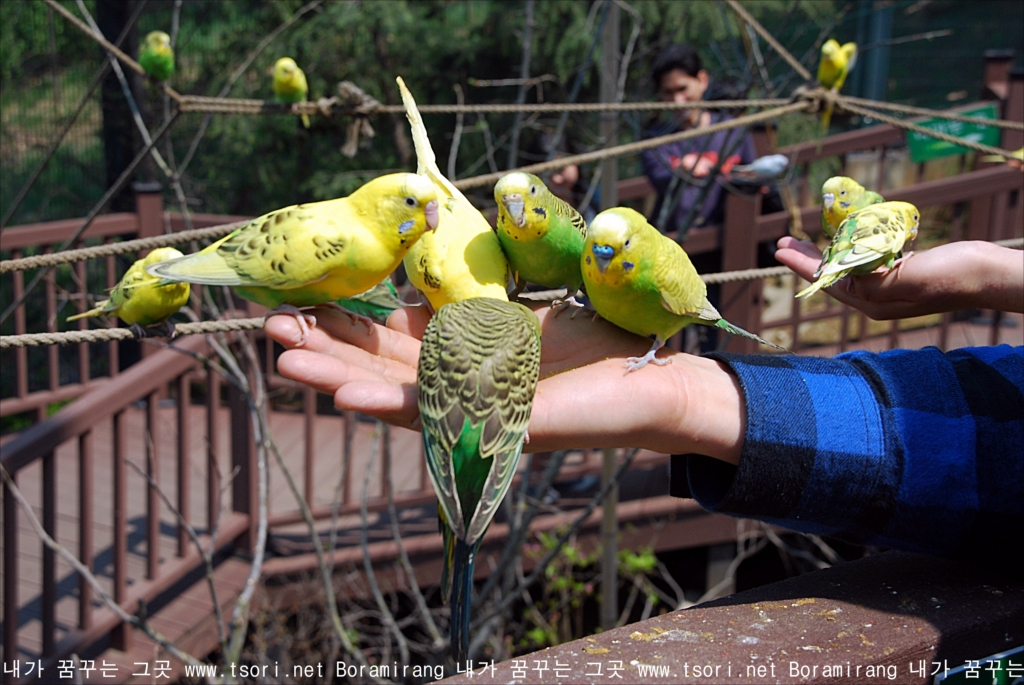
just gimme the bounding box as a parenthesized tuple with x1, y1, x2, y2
(816, 39, 857, 149)
(582, 208, 784, 372)
(147, 172, 439, 345)
(273, 57, 310, 128)
(418, 297, 541, 665)
(820, 176, 884, 238)
(139, 30, 174, 82)
(68, 247, 189, 338)
(797, 201, 920, 299)
(494, 171, 587, 309)
(397, 77, 509, 310)
(727, 154, 789, 186)
(334, 278, 413, 325)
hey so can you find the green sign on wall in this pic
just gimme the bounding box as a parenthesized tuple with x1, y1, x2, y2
(906, 103, 1001, 163)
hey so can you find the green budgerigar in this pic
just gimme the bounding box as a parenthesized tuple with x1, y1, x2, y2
(582, 208, 784, 372)
(417, 297, 541, 663)
(494, 172, 587, 308)
(798, 201, 920, 299)
(820, 176, 884, 238)
(139, 30, 174, 82)
(334, 278, 413, 324)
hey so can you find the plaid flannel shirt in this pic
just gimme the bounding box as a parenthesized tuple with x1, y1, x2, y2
(670, 345, 1024, 560)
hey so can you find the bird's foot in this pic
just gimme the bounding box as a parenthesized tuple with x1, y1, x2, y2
(320, 302, 375, 335)
(129, 323, 148, 340)
(265, 304, 318, 347)
(551, 296, 592, 319)
(157, 320, 178, 339)
(624, 341, 669, 374)
(891, 251, 916, 279)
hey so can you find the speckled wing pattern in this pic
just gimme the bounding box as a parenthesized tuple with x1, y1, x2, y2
(150, 202, 349, 288)
(552, 194, 587, 240)
(417, 298, 540, 544)
(652, 234, 719, 322)
(819, 203, 913, 276)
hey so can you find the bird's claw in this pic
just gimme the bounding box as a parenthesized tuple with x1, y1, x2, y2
(550, 296, 591, 319)
(266, 304, 318, 347)
(321, 302, 375, 335)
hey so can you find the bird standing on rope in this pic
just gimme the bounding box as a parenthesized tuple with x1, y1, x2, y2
(139, 30, 174, 82)
(820, 176, 884, 238)
(816, 39, 857, 151)
(273, 57, 310, 128)
(146, 172, 439, 345)
(582, 207, 785, 372)
(68, 247, 189, 338)
(494, 172, 588, 310)
(798, 201, 920, 299)
(397, 77, 539, 665)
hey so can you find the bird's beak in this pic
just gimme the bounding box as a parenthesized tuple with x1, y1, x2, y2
(822, 192, 834, 210)
(424, 200, 439, 231)
(501, 194, 526, 227)
(592, 244, 615, 274)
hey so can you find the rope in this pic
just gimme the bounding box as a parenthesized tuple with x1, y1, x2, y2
(0, 222, 246, 274)
(453, 101, 812, 189)
(6, 239, 1019, 349)
(725, 0, 812, 81)
(837, 95, 1024, 131)
(177, 94, 790, 116)
(0, 318, 266, 349)
(835, 96, 1022, 160)
(44, 0, 183, 104)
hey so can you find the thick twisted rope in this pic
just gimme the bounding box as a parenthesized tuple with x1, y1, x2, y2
(44, 0, 183, 104)
(835, 95, 1022, 159)
(5, 239, 1019, 349)
(838, 94, 1024, 131)
(178, 94, 789, 116)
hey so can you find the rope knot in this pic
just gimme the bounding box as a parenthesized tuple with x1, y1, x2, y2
(335, 81, 379, 157)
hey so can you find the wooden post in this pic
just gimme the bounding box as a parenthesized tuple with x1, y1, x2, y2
(720, 192, 763, 354)
(133, 181, 164, 247)
(229, 380, 258, 552)
(981, 49, 1015, 100)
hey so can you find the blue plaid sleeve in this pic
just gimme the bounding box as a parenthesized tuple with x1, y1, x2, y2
(671, 345, 1024, 559)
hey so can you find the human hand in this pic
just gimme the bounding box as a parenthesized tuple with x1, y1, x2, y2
(776, 237, 1024, 318)
(264, 304, 746, 463)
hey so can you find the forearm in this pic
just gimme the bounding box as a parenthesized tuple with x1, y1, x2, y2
(955, 242, 1024, 313)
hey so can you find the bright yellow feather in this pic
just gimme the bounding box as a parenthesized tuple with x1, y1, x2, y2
(816, 39, 857, 150)
(397, 77, 509, 310)
(146, 173, 439, 310)
(273, 57, 310, 128)
(68, 247, 189, 329)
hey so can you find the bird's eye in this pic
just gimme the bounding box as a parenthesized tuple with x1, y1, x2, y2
(624, 239, 631, 248)
(840, 190, 846, 195)
(912, 214, 919, 221)
(405, 197, 417, 207)
(530, 185, 536, 195)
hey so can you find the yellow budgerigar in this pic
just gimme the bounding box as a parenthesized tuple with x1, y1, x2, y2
(798, 201, 920, 299)
(397, 77, 510, 310)
(582, 208, 784, 373)
(68, 247, 190, 338)
(273, 57, 310, 128)
(139, 30, 174, 82)
(820, 176, 884, 238)
(816, 39, 857, 149)
(147, 173, 439, 344)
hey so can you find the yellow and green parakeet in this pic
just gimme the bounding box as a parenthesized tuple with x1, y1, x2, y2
(494, 171, 587, 309)
(820, 176, 884, 238)
(582, 208, 784, 372)
(417, 297, 541, 663)
(816, 39, 857, 148)
(797, 201, 920, 299)
(147, 172, 438, 344)
(68, 247, 189, 338)
(139, 30, 174, 82)
(273, 57, 310, 128)
(397, 77, 510, 310)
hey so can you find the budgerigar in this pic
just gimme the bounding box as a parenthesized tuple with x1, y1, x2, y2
(273, 57, 310, 128)
(797, 201, 920, 299)
(494, 171, 587, 308)
(582, 208, 785, 372)
(147, 173, 438, 344)
(397, 77, 510, 310)
(820, 176, 884, 238)
(334, 278, 413, 325)
(816, 39, 857, 149)
(417, 297, 541, 664)
(139, 30, 174, 82)
(728, 154, 789, 185)
(68, 247, 189, 338)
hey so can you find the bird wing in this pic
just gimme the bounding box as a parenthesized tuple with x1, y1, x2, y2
(550, 194, 588, 239)
(820, 205, 908, 275)
(653, 235, 719, 321)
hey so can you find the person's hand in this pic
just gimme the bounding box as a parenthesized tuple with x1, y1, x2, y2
(264, 304, 746, 463)
(776, 237, 1024, 318)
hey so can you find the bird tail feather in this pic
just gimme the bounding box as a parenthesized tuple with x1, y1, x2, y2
(66, 304, 107, 321)
(714, 319, 787, 351)
(796, 271, 843, 299)
(450, 537, 475, 665)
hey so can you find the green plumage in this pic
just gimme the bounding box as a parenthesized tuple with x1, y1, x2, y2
(139, 31, 174, 82)
(494, 172, 587, 296)
(334, 279, 410, 324)
(417, 297, 541, 661)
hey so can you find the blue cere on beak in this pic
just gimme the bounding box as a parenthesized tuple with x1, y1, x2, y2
(592, 244, 615, 273)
